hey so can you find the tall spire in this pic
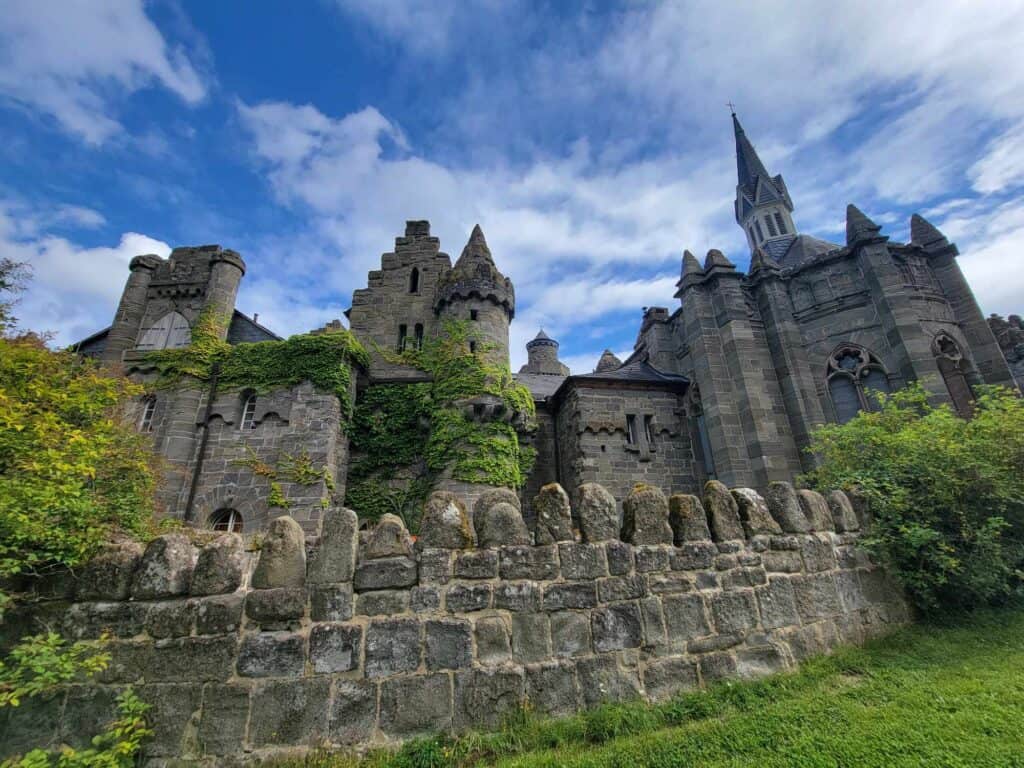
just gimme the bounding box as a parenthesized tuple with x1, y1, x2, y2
(733, 112, 772, 195)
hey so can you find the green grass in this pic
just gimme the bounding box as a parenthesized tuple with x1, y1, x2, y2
(281, 607, 1024, 768)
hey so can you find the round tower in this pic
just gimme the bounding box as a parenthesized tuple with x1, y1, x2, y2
(521, 330, 569, 375)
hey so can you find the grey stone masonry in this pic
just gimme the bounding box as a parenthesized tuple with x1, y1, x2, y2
(4, 483, 910, 765)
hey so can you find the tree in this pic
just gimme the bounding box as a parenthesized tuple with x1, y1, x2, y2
(0, 258, 30, 332)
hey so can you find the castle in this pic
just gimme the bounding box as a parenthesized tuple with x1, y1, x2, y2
(73, 114, 1020, 536)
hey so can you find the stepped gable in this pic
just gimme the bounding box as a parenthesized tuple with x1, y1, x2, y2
(434, 224, 515, 318)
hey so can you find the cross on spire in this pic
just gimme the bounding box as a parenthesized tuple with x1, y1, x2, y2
(726, 100, 736, 113)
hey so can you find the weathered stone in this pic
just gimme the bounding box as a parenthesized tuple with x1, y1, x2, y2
(662, 593, 710, 650)
(250, 678, 329, 746)
(592, 602, 643, 652)
(356, 589, 410, 615)
(512, 612, 550, 662)
(765, 482, 811, 534)
(576, 655, 641, 707)
(634, 545, 670, 572)
(543, 581, 597, 611)
(827, 490, 860, 532)
(426, 619, 473, 670)
(756, 576, 801, 629)
(642, 657, 698, 702)
(309, 583, 353, 622)
(307, 506, 359, 582)
(131, 534, 196, 600)
(417, 547, 453, 584)
(63, 601, 147, 640)
(695, 571, 719, 589)
(190, 534, 245, 596)
(493, 581, 541, 611)
(410, 585, 442, 613)
(801, 536, 837, 572)
(476, 615, 512, 664)
(835, 570, 868, 612)
(798, 489, 835, 532)
(198, 683, 249, 755)
(559, 542, 608, 580)
(353, 556, 417, 591)
(98, 636, 236, 684)
(500, 545, 558, 580)
(714, 553, 738, 570)
(577, 482, 619, 542)
(75, 539, 143, 601)
(792, 573, 842, 621)
(845, 486, 873, 529)
(455, 667, 525, 731)
(135, 682, 204, 758)
(365, 618, 420, 677)
(238, 632, 304, 677)
(703, 480, 745, 541)
(454, 549, 499, 579)
(698, 652, 737, 683)
(526, 661, 578, 716)
(668, 493, 712, 543)
(622, 485, 673, 545)
(598, 574, 647, 602)
(720, 566, 768, 589)
(473, 487, 522, 519)
(251, 516, 306, 589)
(2, 689, 64, 756)
(475, 501, 531, 547)
(732, 488, 783, 537)
(419, 491, 475, 549)
(446, 583, 492, 612)
(144, 599, 195, 638)
(639, 596, 667, 651)
(550, 611, 591, 657)
(688, 632, 743, 653)
(310, 623, 362, 673)
(379, 674, 452, 736)
(361, 512, 413, 560)
(245, 587, 305, 625)
(670, 541, 717, 570)
(533, 483, 574, 544)
(194, 593, 244, 635)
(329, 680, 377, 746)
(710, 590, 759, 634)
(647, 571, 695, 594)
(605, 540, 635, 575)
(763, 550, 803, 573)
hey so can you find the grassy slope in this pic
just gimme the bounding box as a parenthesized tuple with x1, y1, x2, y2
(290, 607, 1024, 768)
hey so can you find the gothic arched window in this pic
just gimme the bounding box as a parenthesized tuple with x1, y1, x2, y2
(136, 311, 191, 350)
(933, 333, 974, 416)
(240, 393, 258, 430)
(139, 396, 156, 433)
(826, 345, 891, 424)
(210, 508, 243, 533)
(409, 267, 419, 294)
(414, 323, 424, 350)
(685, 384, 716, 479)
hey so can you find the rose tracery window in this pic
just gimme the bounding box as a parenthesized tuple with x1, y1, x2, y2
(826, 346, 891, 424)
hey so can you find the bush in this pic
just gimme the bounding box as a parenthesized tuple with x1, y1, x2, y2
(803, 383, 1024, 612)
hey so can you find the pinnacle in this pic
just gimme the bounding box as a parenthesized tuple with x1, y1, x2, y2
(682, 249, 703, 276)
(458, 223, 493, 263)
(595, 349, 623, 373)
(846, 204, 882, 245)
(704, 249, 735, 270)
(910, 213, 948, 247)
(750, 247, 781, 274)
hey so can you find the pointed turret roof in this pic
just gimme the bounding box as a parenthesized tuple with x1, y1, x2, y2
(682, 250, 702, 277)
(733, 112, 773, 194)
(436, 223, 515, 318)
(457, 224, 493, 265)
(846, 204, 883, 245)
(595, 349, 623, 373)
(910, 213, 948, 248)
(526, 328, 557, 348)
(703, 249, 736, 270)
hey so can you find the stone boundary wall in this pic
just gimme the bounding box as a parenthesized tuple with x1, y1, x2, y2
(0, 480, 910, 766)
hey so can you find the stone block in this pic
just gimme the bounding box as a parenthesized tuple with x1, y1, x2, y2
(640, 596, 667, 652)
(144, 599, 195, 638)
(670, 541, 717, 570)
(245, 587, 305, 625)
(75, 540, 143, 601)
(136, 683, 204, 758)
(533, 483, 574, 544)
(476, 615, 512, 664)
(191, 534, 245, 596)
(801, 536, 837, 572)
(543, 582, 597, 611)
(360, 512, 412, 560)
(662, 593, 710, 650)
(668, 494, 712, 543)
(310, 623, 362, 673)
(454, 668, 525, 731)
(353, 556, 417, 591)
(410, 585, 442, 613)
(328, 680, 378, 746)
(736, 646, 789, 680)
(765, 482, 811, 534)
(250, 678, 330, 746)
(198, 683, 249, 756)
(642, 657, 698, 702)
(446, 583, 492, 612)
(558, 542, 608, 580)
(756, 576, 800, 629)
(365, 618, 420, 677)
(309, 583, 354, 622)
(473, 487, 522, 520)
(512, 612, 551, 662)
(698, 651, 737, 684)
(622, 485, 673, 545)
(379, 674, 452, 737)
(797, 490, 835, 532)
(425, 619, 473, 670)
(131, 534, 196, 600)
(703, 480, 744, 541)
(63, 601, 147, 640)
(454, 549, 499, 579)
(710, 590, 759, 634)
(475, 501, 531, 548)
(577, 482, 619, 542)
(238, 632, 305, 677)
(307, 507, 359, 582)
(605, 540, 635, 575)
(720, 566, 767, 589)
(2, 690, 64, 756)
(357, 589, 410, 616)
(576, 655, 641, 707)
(732, 488, 783, 537)
(418, 548, 453, 584)
(592, 603, 643, 652)
(634, 545, 670, 572)
(598, 574, 647, 603)
(419, 491, 474, 549)
(494, 581, 541, 611)
(827, 490, 860, 532)
(835, 570, 867, 612)
(763, 550, 803, 573)
(251, 516, 306, 589)
(526, 661, 578, 716)
(500, 545, 558, 580)
(647, 572, 694, 594)
(550, 611, 591, 657)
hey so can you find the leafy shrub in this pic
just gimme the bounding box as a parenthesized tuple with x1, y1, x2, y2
(803, 383, 1024, 611)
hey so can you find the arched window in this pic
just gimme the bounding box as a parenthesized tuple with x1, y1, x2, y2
(933, 333, 974, 416)
(210, 508, 243, 533)
(685, 385, 716, 479)
(137, 311, 191, 351)
(774, 212, 788, 235)
(414, 323, 424, 350)
(765, 214, 778, 237)
(409, 267, 419, 294)
(139, 397, 156, 432)
(826, 345, 891, 423)
(754, 220, 765, 242)
(397, 324, 408, 352)
(240, 393, 258, 430)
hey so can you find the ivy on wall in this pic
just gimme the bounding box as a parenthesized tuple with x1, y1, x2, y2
(345, 320, 536, 530)
(232, 447, 335, 510)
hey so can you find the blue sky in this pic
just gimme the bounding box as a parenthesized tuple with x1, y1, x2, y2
(3, 0, 1024, 372)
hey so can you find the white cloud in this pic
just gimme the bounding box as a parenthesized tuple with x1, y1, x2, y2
(970, 125, 1024, 195)
(0, 0, 206, 144)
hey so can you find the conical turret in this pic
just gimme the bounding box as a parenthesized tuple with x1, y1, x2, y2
(910, 213, 949, 249)
(520, 329, 569, 375)
(595, 349, 623, 373)
(704, 249, 736, 271)
(846, 204, 883, 245)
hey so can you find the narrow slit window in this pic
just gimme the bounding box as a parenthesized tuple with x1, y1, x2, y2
(470, 309, 478, 321)
(409, 267, 419, 293)
(774, 212, 787, 234)
(765, 214, 778, 237)
(397, 324, 407, 352)
(754, 220, 765, 242)
(469, 340, 477, 354)
(240, 394, 258, 430)
(626, 414, 639, 445)
(414, 323, 424, 350)
(139, 397, 156, 433)
(643, 414, 654, 446)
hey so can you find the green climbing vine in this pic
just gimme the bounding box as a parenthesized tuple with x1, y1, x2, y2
(145, 308, 369, 421)
(344, 320, 536, 530)
(232, 447, 335, 511)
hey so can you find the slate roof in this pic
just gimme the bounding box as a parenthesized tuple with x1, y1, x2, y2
(777, 233, 843, 267)
(571, 357, 689, 386)
(514, 372, 566, 401)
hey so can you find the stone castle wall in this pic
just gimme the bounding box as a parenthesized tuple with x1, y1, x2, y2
(0, 480, 909, 765)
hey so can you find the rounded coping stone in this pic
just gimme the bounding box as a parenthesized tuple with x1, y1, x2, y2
(76, 539, 144, 601)
(252, 516, 307, 589)
(130, 533, 197, 600)
(473, 488, 522, 519)
(731, 488, 783, 537)
(418, 492, 475, 550)
(622, 485, 673, 545)
(363, 513, 414, 560)
(826, 490, 860, 532)
(191, 533, 246, 596)
(797, 489, 834, 532)
(475, 501, 531, 548)
(668, 493, 712, 543)
(703, 480, 744, 542)
(577, 483, 619, 543)
(532, 483, 574, 545)
(765, 482, 811, 534)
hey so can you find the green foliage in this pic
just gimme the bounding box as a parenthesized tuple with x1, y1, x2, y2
(802, 383, 1024, 612)
(0, 258, 30, 332)
(345, 322, 536, 529)
(232, 447, 335, 511)
(146, 309, 369, 420)
(0, 335, 157, 582)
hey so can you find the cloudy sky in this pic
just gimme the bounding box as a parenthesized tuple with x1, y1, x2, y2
(3, 0, 1024, 372)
